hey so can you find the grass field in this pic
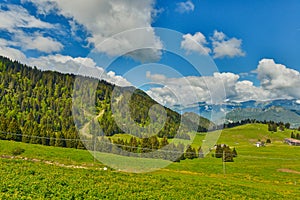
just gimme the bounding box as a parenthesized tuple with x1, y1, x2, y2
(1, 124, 300, 199)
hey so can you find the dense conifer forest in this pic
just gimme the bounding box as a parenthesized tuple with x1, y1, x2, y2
(0, 56, 210, 152)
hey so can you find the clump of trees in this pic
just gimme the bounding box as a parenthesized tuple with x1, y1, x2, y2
(291, 132, 300, 140)
(221, 120, 292, 133)
(268, 122, 278, 132)
(215, 144, 237, 162)
(110, 136, 202, 162)
(267, 122, 292, 132)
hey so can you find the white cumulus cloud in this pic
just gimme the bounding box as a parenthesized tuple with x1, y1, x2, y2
(24, 0, 163, 62)
(0, 4, 55, 32)
(0, 3, 63, 53)
(176, 0, 195, 14)
(256, 58, 300, 99)
(14, 31, 63, 53)
(181, 32, 211, 55)
(26, 54, 132, 87)
(146, 59, 300, 107)
(0, 45, 27, 63)
(211, 30, 245, 58)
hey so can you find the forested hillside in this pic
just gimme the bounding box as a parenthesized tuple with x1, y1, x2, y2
(0, 56, 209, 149)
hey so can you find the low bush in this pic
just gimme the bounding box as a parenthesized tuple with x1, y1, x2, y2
(11, 147, 25, 156)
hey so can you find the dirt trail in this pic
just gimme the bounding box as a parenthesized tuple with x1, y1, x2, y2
(79, 110, 104, 138)
(1, 155, 105, 170)
(278, 168, 300, 175)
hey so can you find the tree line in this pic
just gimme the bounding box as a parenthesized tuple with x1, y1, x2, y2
(291, 132, 300, 140)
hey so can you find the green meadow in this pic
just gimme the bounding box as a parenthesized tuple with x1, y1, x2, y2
(1, 124, 300, 199)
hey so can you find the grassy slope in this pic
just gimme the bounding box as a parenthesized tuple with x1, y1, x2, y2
(1, 124, 300, 199)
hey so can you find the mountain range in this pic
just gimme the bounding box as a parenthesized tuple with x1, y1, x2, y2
(173, 99, 300, 128)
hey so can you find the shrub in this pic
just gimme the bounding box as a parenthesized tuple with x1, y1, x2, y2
(11, 147, 25, 156)
(232, 148, 238, 157)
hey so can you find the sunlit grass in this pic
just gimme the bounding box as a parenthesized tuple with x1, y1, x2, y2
(1, 123, 300, 198)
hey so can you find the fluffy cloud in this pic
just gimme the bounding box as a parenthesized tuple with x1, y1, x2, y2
(211, 30, 245, 58)
(24, 0, 163, 62)
(146, 59, 300, 106)
(146, 72, 238, 106)
(0, 4, 55, 32)
(0, 2, 131, 86)
(0, 41, 131, 86)
(0, 4, 63, 53)
(14, 32, 63, 53)
(26, 54, 131, 86)
(256, 59, 300, 99)
(234, 80, 271, 102)
(145, 72, 254, 106)
(181, 30, 245, 59)
(0, 45, 27, 63)
(181, 32, 211, 55)
(176, 1, 195, 14)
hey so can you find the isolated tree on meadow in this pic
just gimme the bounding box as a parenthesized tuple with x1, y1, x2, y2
(185, 145, 197, 159)
(215, 144, 223, 158)
(223, 146, 234, 162)
(232, 147, 237, 157)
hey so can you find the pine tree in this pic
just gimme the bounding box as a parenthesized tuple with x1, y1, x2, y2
(0, 116, 8, 139)
(268, 123, 277, 132)
(185, 145, 197, 159)
(223, 146, 234, 162)
(285, 123, 290, 129)
(55, 132, 66, 147)
(6, 118, 22, 141)
(279, 124, 285, 131)
(215, 144, 223, 158)
(291, 132, 295, 139)
(232, 147, 237, 157)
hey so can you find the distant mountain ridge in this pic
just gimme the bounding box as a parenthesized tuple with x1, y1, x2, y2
(173, 99, 300, 128)
(226, 106, 300, 127)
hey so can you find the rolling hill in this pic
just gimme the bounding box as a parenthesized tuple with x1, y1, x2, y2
(0, 55, 210, 149)
(0, 124, 299, 199)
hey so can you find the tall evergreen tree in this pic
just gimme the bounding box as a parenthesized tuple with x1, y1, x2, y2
(223, 146, 234, 162)
(232, 147, 237, 157)
(185, 145, 197, 159)
(215, 144, 223, 158)
(291, 132, 295, 139)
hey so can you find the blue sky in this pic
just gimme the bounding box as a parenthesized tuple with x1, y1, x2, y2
(0, 0, 300, 106)
(154, 0, 300, 73)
